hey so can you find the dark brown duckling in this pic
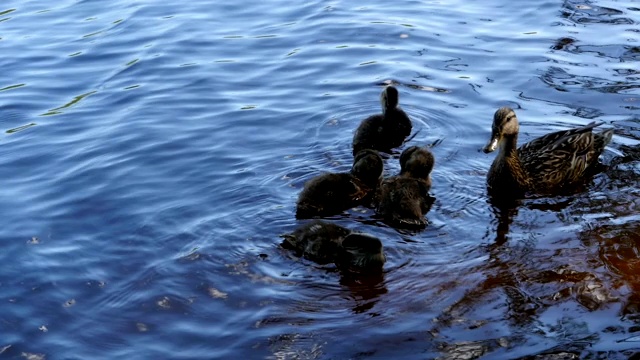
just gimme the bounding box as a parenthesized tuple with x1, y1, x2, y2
(483, 107, 614, 200)
(399, 145, 434, 186)
(281, 220, 386, 272)
(352, 85, 412, 155)
(296, 150, 384, 219)
(351, 149, 384, 205)
(376, 146, 435, 228)
(351, 149, 384, 189)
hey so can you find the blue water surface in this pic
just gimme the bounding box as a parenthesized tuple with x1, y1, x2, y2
(0, 0, 639, 359)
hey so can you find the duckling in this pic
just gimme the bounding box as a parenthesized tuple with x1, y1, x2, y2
(337, 232, 386, 273)
(483, 107, 614, 200)
(296, 150, 384, 219)
(352, 149, 384, 189)
(351, 149, 384, 205)
(399, 145, 435, 186)
(281, 220, 386, 272)
(376, 146, 435, 228)
(352, 85, 412, 155)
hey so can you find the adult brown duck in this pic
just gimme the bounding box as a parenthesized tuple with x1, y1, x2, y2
(483, 107, 614, 200)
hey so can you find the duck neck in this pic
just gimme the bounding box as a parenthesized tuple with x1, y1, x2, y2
(500, 133, 519, 157)
(383, 107, 399, 120)
(497, 133, 529, 191)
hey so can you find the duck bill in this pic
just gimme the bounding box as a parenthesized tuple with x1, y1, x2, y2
(483, 135, 500, 153)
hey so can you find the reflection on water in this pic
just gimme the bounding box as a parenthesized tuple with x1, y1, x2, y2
(340, 271, 388, 315)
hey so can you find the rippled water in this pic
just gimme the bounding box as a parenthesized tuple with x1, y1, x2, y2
(0, 0, 638, 359)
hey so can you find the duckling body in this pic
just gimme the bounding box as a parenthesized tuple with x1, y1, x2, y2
(352, 86, 412, 155)
(281, 220, 386, 271)
(296, 173, 368, 218)
(376, 146, 435, 228)
(296, 150, 383, 219)
(377, 177, 433, 227)
(483, 107, 614, 199)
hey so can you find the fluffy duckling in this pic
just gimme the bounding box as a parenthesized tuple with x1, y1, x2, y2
(376, 146, 435, 228)
(399, 145, 434, 186)
(352, 85, 412, 155)
(351, 149, 384, 205)
(483, 107, 614, 200)
(281, 220, 386, 272)
(351, 149, 384, 189)
(296, 150, 383, 219)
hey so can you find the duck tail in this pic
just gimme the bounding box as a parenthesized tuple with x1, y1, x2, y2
(594, 128, 614, 151)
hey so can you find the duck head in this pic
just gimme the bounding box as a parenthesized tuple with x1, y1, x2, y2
(483, 107, 519, 153)
(338, 233, 386, 272)
(352, 149, 383, 187)
(380, 85, 399, 115)
(399, 146, 434, 180)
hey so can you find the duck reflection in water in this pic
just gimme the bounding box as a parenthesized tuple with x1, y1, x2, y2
(339, 269, 387, 314)
(487, 203, 519, 247)
(282, 220, 388, 313)
(430, 229, 615, 359)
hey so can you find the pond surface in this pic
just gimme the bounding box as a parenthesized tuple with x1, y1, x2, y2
(0, 0, 639, 359)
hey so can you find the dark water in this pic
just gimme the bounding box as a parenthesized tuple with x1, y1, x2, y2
(0, 0, 638, 359)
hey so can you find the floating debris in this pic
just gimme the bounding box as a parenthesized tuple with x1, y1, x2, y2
(208, 287, 228, 299)
(157, 296, 171, 309)
(21, 352, 45, 360)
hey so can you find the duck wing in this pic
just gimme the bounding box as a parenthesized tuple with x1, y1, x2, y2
(281, 221, 351, 264)
(519, 122, 602, 155)
(296, 173, 368, 218)
(376, 177, 428, 228)
(353, 115, 384, 155)
(518, 122, 609, 188)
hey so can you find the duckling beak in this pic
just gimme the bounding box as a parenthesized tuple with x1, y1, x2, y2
(483, 136, 499, 153)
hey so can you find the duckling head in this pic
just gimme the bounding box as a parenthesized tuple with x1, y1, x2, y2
(399, 146, 434, 180)
(483, 107, 520, 153)
(380, 85, 399, 115)
(338, 233, 386, 271)
(352, 149, 383, 187)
